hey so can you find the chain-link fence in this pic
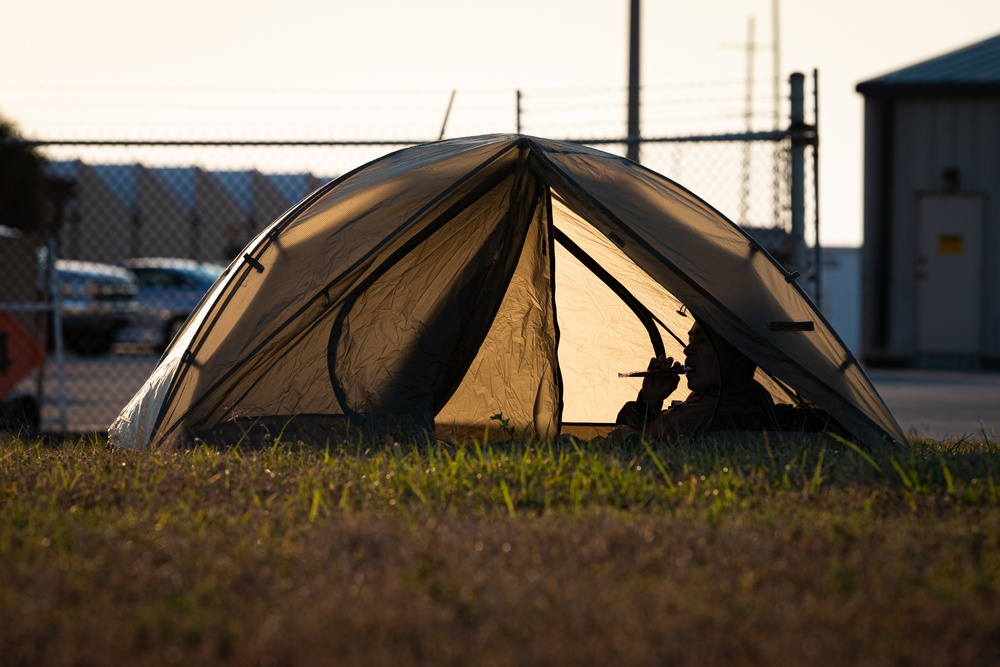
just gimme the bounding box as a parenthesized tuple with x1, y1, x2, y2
(1, 80, 817, 436)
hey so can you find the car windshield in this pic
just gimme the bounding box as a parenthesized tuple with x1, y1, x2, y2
(132, 264, 223, 289)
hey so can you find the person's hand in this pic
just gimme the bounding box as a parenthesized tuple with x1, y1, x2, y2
(640, 356, 682, 403)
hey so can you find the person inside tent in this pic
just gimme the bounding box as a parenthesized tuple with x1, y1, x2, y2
(611, 319, 777, 443)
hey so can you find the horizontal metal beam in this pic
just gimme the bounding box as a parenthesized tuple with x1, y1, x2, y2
(7, 129, 816, 149)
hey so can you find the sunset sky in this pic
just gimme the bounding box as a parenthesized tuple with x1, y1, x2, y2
(2, 0, 997, 245)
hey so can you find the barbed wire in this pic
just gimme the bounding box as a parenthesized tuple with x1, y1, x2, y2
(1, 78, 797, 140)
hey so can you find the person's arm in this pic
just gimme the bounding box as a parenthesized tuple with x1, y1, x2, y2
(615, 356, 682, 428)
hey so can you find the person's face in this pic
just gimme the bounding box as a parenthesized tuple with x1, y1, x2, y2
(683, 323, 721, 392)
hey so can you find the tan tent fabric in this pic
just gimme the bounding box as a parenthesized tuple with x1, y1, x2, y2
(109, 135, 906, 450)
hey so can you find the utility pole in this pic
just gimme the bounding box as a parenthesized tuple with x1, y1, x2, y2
(724, 14, 769, 225)
(772, 0, 782, 131)
(740, 15, 755, 226)
(627, 0, 641, 163)
(771, 0, 784, 233)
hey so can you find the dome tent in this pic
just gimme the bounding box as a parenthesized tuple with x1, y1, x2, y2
(110, 135, 906, 450)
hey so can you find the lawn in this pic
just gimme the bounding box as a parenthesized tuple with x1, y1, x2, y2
(2, 433, 998, 666)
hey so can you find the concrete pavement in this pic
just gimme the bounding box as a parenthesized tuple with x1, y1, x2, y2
(866, 368, 1000, 443)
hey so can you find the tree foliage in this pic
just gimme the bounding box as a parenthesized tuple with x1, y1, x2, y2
(0, 116, 48, 233)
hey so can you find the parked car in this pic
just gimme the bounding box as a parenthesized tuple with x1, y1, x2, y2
(117, 258, 226, 350)
(40, 259, 140, 355)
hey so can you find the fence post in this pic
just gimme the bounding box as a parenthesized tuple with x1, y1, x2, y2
(812, 68, 821, 308)
(45, 238, 68, 432)
(788, 72, 807, 277)
(130, 208, 141, 258)
(190, 210, 201, 261)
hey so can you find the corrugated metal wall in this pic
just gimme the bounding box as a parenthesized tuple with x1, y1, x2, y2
(862, 97, 1000, 365)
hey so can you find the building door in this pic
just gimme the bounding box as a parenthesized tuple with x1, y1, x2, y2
(916, 194, 984, 356)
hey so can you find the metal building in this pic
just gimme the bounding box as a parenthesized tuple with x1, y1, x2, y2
(857, 34, 1000, 369)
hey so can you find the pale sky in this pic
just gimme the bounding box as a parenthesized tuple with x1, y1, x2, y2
(2, 0, 998, 246)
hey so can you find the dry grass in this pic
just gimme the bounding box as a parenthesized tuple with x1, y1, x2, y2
(1, 433, 999, 666)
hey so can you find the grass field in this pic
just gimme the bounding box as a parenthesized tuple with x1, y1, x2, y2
(2, 432, 999, 666)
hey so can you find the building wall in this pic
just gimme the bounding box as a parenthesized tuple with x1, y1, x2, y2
(50, 163, 319, 267)
(197, 171, 248, 264)
(137, 167, 191, 260)
(68, 164, 132, 264)
(817, 246, 861, 357)
(861, 95, 1000, 366)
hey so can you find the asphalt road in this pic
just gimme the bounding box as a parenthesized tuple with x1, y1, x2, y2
(16, 353, 1000, 444)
